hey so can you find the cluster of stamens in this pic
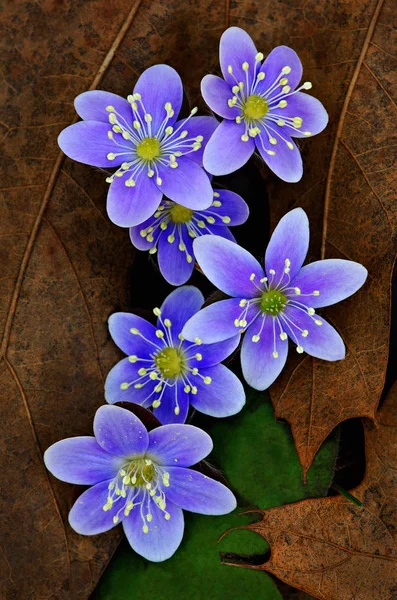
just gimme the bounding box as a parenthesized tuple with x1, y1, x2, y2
(120, 308, 212, 415)
(234, 258, 322, 357)
(226, 55, 313, 156)
(104, 95, 203, 187)
(102, 457, 171, 533)
(138, 192, 232, 263)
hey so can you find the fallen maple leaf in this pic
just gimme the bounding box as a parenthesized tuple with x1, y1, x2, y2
(223, 381, 397, 600)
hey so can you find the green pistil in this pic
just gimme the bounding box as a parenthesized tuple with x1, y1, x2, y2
(132, 462, 155, 487)
(260, 289, 287, 315)
(243, 95, 268, 121)
(170, 204, 193, 223)
(136, 137, 160, 161)
(155, 347, 185, 378)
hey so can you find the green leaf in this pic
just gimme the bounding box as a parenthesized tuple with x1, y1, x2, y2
(93, 390, 339, 600)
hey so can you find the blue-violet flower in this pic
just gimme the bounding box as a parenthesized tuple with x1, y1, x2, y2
(201, 27, 328, 182)
(58, 65, 218, 227)
(44, 405, 236, 562)
(105, 286, 245, 423)
(182, 208, 368, 390)
(130, 186, 249, 286)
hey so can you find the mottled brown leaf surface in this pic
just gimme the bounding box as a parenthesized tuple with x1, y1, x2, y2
(0, 2, 141, 598)
(231, 382, 397, 600)
(1, 0, 396, 598)
(252, 0, 397, 476)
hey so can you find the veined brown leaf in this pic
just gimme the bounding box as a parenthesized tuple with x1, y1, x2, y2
(257, 0, 397, 476)
(224, 382, 397, 600)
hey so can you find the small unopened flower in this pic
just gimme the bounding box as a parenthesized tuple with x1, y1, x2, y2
(105, 286, 245, 423)
(58, 65, 218, 227)
(201, 27, 328, 182)
(44, 405, 236, 562)
(130, 186, 249, 286)
(182, 208, 367, 390)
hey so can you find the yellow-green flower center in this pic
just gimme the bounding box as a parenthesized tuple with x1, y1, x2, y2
(170, 204, 194, 223)
(243, 95, 269, 121)
(136, 137, 161, 161)
(127, 460, 155, 487)
(155, 347, 185, 378)
(260, 289, 287, 315)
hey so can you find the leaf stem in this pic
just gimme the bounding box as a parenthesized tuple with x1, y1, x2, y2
(331, 483, 363, 507)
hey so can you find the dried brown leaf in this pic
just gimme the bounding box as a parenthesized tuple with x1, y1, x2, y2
(228, 382, 397, 600)
(259, 0, 397, 476)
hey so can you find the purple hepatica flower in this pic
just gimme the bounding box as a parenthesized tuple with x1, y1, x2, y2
(129, 187, 249, 286)
(105, 286, 245, 424)
(182, 208, 368, 391)
(201, 27, 328, 182)
(58, 64, 218, 228)
(44, 405, 236, 562)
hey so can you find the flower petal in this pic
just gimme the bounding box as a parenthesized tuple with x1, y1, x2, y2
(188, 334, 240, 368)
(129, 215, 158, 250)
(157, 226, 194, 286)
(105, 357, 156, 408)
(203, 120, 255, 175)
(257, 46, 303, 94)
(277, 92, 328, 138)
(166, 467, 237, 515)
(220, 27, 258, 86)
(193, 235, 264, 298)
(209, 189, 249, 225)
(123, 497, 184, 562)
(157, 158, 213, 210)
(74, 90, 132, 124)
(94, 405, 149, 457)
(282, 306, 345, 360)
(107, 173, 163, 228)
(44, 437, 121, 485)
(147, 424, 213, 467)
(201, 75, 238, 119)
(153, 380, 190, 425)
(265, 208, 309, 281)
(289, 259, 368, 308)
(58, 121, 125, 167)
(158, 286, 204, 344)
(189, 363, 245, 418)
(69, 480, 122, 535)
(108, 312, 159, 357)
(133, 64, 183, 131)
(182, 298, 255, 344)
(241, 316, 289, 390)
(256, 128, 303, 183)
(172, 116, 219, 166)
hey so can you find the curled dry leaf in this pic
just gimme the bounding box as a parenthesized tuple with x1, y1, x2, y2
(223, 381, 397, 600)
